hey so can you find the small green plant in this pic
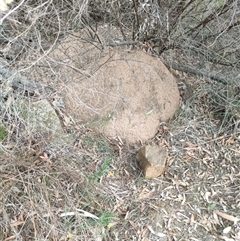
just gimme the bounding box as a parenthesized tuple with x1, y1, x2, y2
(96, 139, 112, 153)
(98, 211, 115, 227)
(89, 156, 111, 182)
(0, 125, 7, 141)
(207, 203, 216, 212)
(81, 136, 95, 148)
(81, 134, 113, 153)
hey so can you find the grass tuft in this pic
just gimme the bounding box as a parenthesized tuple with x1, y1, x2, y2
(0, 124, 7, 141)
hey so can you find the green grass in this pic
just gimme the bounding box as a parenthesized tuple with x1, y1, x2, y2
(0, 125, 7, 141)
(98, 211, 116, 228)
(89, 156, 111, 182)
(81, 134, 114, 154)
(81, 133, 115, 181)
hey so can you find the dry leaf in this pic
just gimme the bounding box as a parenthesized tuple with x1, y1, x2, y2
(129, 220, 138, 233)
(219, 236, 235, 241)
(136, 188, 155, 201)
(10, 220, 24, 227)
(223, 226, 231, 234)
(40, 152, 52, 164)
(146, 225, 166, 238)
(213, 211, 220, 225)
(214, 210, 239, 223)
(190, 213, 195, 226)
(107, 222, 118, 230)
(226, 134, 235, 144)
(4, 236, 17, 241)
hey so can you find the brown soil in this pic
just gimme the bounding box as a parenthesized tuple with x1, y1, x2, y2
(50, 33, 180, 143)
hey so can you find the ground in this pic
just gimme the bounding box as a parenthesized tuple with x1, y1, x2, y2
(0, 35, 240, 241)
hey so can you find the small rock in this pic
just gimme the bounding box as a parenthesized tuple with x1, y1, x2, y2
(137, 145, 168, 179)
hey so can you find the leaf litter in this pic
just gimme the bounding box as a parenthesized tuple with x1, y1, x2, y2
(0, 76, 240, 240)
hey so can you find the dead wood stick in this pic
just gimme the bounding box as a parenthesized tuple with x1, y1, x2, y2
(162, 59, 228, 84)
(0, 62, 52, 96)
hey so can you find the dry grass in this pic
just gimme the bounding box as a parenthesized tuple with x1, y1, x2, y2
(1, 75, 240, 241)
(1, 1, 240, 240)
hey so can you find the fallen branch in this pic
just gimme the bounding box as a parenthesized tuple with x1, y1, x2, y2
(0, 61, 52, 96)
(103, 39, 229, 84)
(162, 59, 228, 84)
(107, 40, 139, 47)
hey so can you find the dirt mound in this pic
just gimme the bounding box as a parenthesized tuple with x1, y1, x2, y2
(63, 49, 179, 143)
(49, 29, 180, 143)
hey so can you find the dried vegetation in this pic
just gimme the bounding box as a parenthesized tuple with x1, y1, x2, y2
(0, 0, 240, 240)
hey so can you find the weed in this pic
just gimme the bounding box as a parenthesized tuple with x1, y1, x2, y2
(209, 82, 240, 132)
(207, 203, 216, 212)
(98, 211, 115, 228)
(89, 156, 111, 182)
(0, 125, 7, 141)
(96, 138, 112, 153)
(81, 135, 95, 149)
(81, 134, 114, 154)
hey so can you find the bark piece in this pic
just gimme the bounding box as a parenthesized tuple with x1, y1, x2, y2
(137, 145, 168, 179)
